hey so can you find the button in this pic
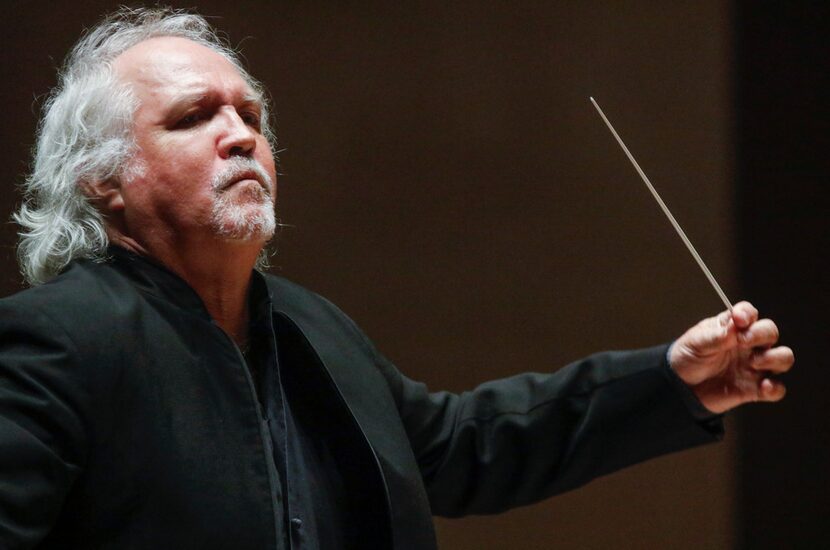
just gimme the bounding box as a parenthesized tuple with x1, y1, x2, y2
(290, 518, 303, 529)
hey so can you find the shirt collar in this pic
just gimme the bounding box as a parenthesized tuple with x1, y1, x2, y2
(106, 246, 273, 319)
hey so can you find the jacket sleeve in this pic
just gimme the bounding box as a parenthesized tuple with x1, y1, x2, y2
(376, 344, 723, 517)
(0, 301, 89, 548)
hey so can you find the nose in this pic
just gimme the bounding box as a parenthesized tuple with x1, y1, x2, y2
(217, 106, 256, 159)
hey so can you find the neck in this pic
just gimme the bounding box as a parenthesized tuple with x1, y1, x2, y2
(111, 232, 263, 347)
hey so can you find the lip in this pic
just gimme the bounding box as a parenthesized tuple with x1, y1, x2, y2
(222, 170, 265, 191)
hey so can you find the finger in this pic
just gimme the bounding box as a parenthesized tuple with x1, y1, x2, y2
(731, 301, 759, 329)
(686, 315, 731, 353)
(758, 377, 786, 403)
(751, 346, 795, 374)
(739, 318, 780, 349)
(716, 309, 733, 329)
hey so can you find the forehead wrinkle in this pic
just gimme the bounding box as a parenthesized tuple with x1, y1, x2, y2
(115, 37, 251, 97)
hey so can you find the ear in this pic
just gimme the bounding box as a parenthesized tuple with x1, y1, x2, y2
(78, 178, 124, 214)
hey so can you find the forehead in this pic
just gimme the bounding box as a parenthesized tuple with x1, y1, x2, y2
(113, 36, 256, 105)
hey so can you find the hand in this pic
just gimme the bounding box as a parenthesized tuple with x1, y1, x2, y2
(670, 301, 794, 415)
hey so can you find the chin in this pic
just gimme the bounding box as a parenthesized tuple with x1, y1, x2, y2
(211, 202, 276, 241)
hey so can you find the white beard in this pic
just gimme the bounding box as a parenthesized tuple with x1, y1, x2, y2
(209, 158, 276, 241)
(210, 191, 276, 240)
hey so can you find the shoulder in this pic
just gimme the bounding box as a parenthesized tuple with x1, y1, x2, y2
(0, 261, 127, 427)
(0, 258, 141, 347)
(2, 257, 130, 307)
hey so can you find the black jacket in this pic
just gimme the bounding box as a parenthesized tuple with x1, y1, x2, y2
(0, 248, 722, 549)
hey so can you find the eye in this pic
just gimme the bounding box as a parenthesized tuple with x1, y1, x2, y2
(240, 110, 261, 129)
(175, 111, 207, 129)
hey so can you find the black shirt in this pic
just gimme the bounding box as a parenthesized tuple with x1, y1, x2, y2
(246, 276, 361, 549)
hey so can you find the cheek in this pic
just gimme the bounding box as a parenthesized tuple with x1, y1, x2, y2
(256, 146, 278, 194)
(120, 169, 188, 216)
(120, 132, 221, 227)
(120, 180, 164, 219)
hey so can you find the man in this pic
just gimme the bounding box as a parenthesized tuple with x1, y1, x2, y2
(0, 7, 793, 549)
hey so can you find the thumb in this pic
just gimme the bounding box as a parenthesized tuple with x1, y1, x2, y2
(685, 312, 733, 354)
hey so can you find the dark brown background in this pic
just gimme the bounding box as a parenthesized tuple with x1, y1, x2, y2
(1, 1, 825, 548)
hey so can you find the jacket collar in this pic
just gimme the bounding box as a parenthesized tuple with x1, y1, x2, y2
(106, 246, 272, 320)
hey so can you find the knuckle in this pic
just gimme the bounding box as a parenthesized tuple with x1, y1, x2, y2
(738, 301, 759, 319)
(757, 319, 778, 341)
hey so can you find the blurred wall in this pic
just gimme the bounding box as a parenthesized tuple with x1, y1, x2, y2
(734, 3, 829, 547)
(0, 2, 736, 548)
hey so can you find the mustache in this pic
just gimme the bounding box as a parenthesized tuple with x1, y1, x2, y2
(211, 158, 273, 194)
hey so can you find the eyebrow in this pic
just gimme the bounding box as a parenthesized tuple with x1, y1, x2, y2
(239, 93, 264, 111)
(164, 90, 208, 119)
(164, 90, 264, 119)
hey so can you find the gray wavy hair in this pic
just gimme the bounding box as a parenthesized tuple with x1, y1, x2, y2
(14, 7, 276, 285)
